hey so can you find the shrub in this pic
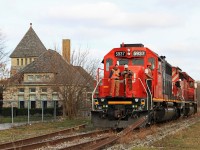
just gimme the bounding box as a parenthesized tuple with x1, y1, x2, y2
(0, 107, 17, 116)
(0, 107, 63, 117)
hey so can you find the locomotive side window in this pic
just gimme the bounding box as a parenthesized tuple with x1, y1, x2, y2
(148, 57, 155, 70)
(158, 61, 162, 73)
(189, 81, 194, 88)
(106, 58, 113, 71)
(117, 58, 129, 65)
(132, 58, 144, 66)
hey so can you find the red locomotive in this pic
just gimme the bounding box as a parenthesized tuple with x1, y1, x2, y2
(91, 43, 197, 128)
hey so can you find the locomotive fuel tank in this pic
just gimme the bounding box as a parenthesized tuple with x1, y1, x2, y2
(184, 106, 195, 116)
(155, 107, 177, 122)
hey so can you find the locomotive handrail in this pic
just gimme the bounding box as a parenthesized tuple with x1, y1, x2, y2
(138, 78, 148, 109)
(92, 78, 102, 111)
(146, 79, 153, 110)
(97, 68, 104, 82)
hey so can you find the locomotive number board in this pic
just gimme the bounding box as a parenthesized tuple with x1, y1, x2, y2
(133, 51, 146, 56)
(115, 51, 146, 57)
(115, 51, 126, 57)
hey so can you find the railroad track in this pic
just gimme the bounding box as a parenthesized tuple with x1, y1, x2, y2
(0, 125, 112, 150)
(50, 116, 147, 150)
(108, 112, 200, 149)
(4, 129, 111, 150)
(84, 116, 147, 150)
(0, 116, 147, 150)
(0, 124, 86, 150)
(59, 117, 146, 150)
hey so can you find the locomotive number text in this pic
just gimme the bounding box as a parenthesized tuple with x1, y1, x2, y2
(115, 51, 126, 57)
(133, 51, 146, 56)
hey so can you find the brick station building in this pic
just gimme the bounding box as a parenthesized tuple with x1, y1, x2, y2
(2, 24, 93, 111)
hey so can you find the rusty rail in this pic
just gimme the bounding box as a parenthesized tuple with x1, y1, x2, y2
(59, 136, 110, 150)
(0, 124, 86, 150)
(1, 129, 110, 150)
(0, 116, 147, 150)
(85, 116, 147, 150)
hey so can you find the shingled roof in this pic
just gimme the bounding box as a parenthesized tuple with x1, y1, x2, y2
(21, 49, 64, 73)
(74, 66, 95, 89)
(10, 24, 47, 58)
(15, 49, 86, 84)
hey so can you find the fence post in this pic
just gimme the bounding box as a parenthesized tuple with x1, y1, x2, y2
(28, 100, 30, 124)
(11, 102, 14, 124)
(54, 101, 56, 120)
(42, 100, 44, 122)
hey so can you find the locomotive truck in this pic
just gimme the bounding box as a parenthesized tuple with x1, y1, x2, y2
(91, 43, 197, 128)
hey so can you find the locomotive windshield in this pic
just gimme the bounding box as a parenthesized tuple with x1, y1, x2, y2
(132, 58, 144, 66)
(117, 58, 144, 66)
(117, 58, 129, 65)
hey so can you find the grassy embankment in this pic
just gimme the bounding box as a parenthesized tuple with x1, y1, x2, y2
(133, 119, 200, 150)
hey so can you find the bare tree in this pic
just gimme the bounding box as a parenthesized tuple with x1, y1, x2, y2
(0, 31, 9, 79)
(44, 49, 99, 119)
(71, 49, 99, 78)
(61, 49, 99, 118)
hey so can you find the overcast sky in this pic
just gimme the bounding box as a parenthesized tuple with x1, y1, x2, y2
(1, 0, 200, 80)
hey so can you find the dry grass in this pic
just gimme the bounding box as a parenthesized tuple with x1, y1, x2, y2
(0, 118, 90, 144)
(117, 114, 200, 150)
(118, 125, 158, 144)
(137, 125, 158, 139)
(152, 119, 200, 149)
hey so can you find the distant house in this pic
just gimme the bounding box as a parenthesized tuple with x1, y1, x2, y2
(3, 24, 94, 111)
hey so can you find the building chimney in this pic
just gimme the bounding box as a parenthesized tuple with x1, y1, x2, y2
(62, 39, 70, 63)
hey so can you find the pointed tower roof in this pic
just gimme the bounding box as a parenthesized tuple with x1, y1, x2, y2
(10, 23, 47, 58)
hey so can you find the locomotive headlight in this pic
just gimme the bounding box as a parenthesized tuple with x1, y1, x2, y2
(101, 98, 104, 102)
(135, 98, 139, 102)
(127, 52, 130, 55)
(94, 101, 99, 105)
(141, 99, 145, 105)
(127, 48, 130, 52)
(98, 106, 102, 110)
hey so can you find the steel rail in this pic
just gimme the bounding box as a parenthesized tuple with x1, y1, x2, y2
(0, 124, 86, 150)
(59, 136, 110, 150)
(2, 129, 111, 150)
(0, 116, 147, 150)
(85, 116, 147, 150)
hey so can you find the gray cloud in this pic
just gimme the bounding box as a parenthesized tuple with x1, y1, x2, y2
(40, 2, 184, 30)
(1, 0, 200, 80)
